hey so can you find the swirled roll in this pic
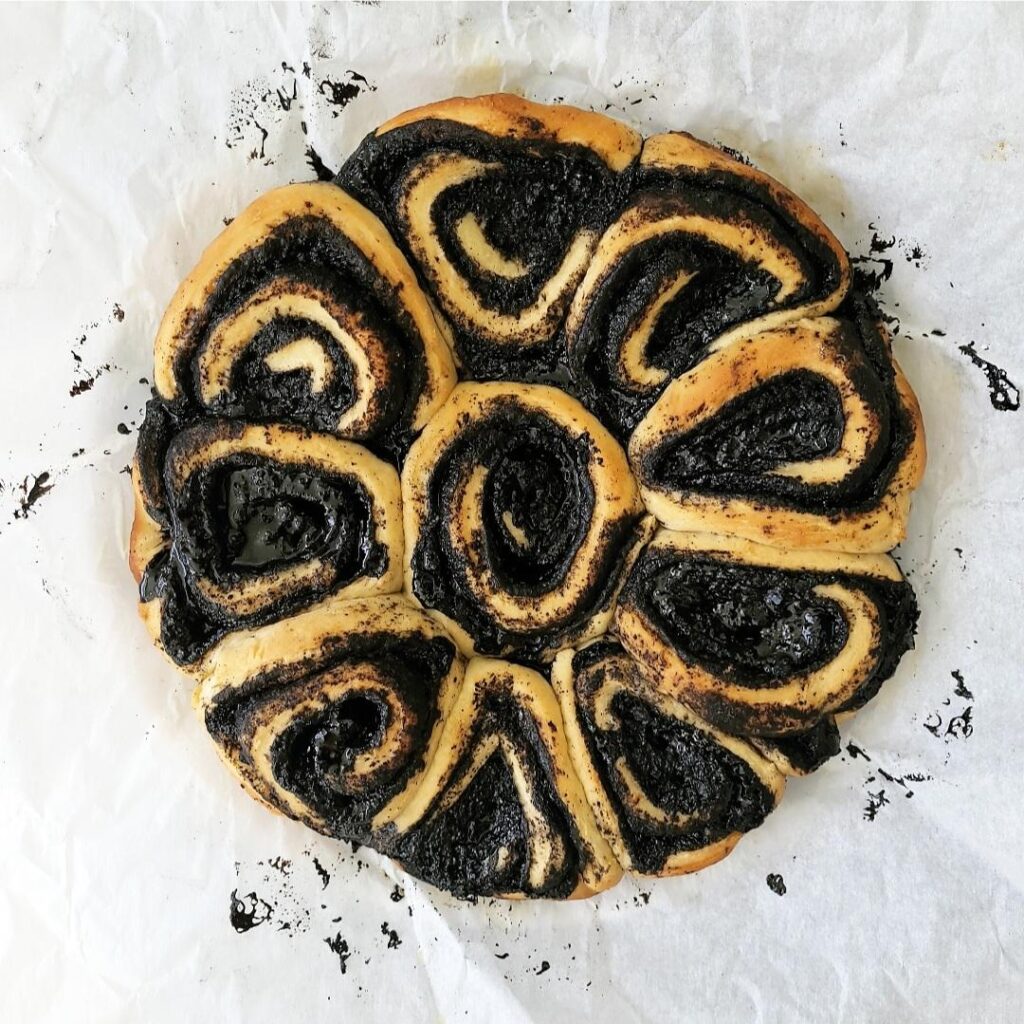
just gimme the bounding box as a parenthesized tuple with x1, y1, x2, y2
(629, 306, 926, 552)
(339, 94, 643, 379)
(194, 596, 463, 842)
(152, 182, 456, 459)
(551, 640, 784, 875)
(566, 131, 850, 438)
(380, 658, 622, 899)
(615, 531, 918, 737)
(402, 381, 655, 661)
(130, 420, 403, 668)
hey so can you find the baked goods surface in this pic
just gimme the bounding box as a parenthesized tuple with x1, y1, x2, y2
(132, 94, 925, 901)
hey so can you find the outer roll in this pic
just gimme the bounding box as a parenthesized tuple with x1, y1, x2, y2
(380, 657, 623, 900)
(402, 381, 655, 661)
(339, 94, 642, 379)
(629, 307, 926, 552)
(130, 420, 403, 668)
(153, 182, 455, 459)
(566, 131, 850, 438)
(552, 640, 784, 876)
(194, 596, 463, 842)
(615, 530, 918, 737)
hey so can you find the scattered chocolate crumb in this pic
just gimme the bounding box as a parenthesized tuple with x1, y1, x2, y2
(535, 960, 551, 976)
(305, 145, 335, 181)
(766, 873, 787, 896)
(313, 857, 330, 889)
(324, 933, 351, 973)
(380, 922, 401, 949)
(230, 889, 272, 933)
(389, 884, 405, 903)
(14, 472, 53, 519)
(116, 422, 130, 435)
(112, 303, 125, 322)
(958, 341, 1020, 412)
(951, 670, 974, 700)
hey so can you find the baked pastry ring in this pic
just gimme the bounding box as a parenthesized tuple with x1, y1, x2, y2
(552, 640, 785, 876)
(152, 182, 456, 459)
(401, 381, 655, 661)
(195, 596, 463, 843)
(339, 94, 642, 379)
(381, 657, 622, 899)
(130, 420, 403, 668)
(629, 296, 926, 552)
(615, 530, 918, 737)
(566, 131, 850, 439)
(131, 94, 926, 901)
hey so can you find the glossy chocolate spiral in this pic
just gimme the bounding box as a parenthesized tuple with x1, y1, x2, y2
(130, 420, 403, 668)
(380, 657, 622, 899)
(629, 300, 926, 552)
(566, 131, 850, 439)
(339, 94, 642, 379)
(194, 596, 463, 842)
(402, 381, 655, 661)
(552, 640, 785, 875)
(152, 182, 456, 459)
(749, 717, 841, 776)
(615, 531, 918, 737)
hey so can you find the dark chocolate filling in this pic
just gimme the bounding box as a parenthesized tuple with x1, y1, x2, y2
(570, 642, 775, 875)
(758, 716, 841, 774)
(621, 548, 917, 691)
(409, 400, 642, 658)
(386, 693, 581, 900)
(206, 633, 455, 841)
(338, 119, 636, 380)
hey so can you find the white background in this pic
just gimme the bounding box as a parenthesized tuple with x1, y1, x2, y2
(2, 3, 1023, 1021)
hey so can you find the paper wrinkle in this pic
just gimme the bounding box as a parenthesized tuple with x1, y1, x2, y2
(3, 2, 1024, 1020)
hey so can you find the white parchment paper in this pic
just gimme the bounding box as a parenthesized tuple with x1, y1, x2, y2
(2, 3, 1023, 1021)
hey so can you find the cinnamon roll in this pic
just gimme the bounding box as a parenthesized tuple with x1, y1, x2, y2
(401, 381, 655, 661)
(152, 182, 456, 459)
(130, 420, 403, 668)
(380, 657, 622, 899)
(551, 640, 784, 876)
(566, 131, 850, 438)
(339, 94, 642, 379)
(195, 596, 463, 843)
(629, 302, 926, 552)
(615, 531, 918, 737)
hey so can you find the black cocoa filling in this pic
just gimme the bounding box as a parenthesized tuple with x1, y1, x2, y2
(568, 180, 843, 439)
(183, 212, 427, 462)
(134, 396, 183, 526)
(338, 120, 636, 380)
(385, 693, 581, 900)
(409, 401, 641, 658)
(142, 440, 386, 665)
(621, 548, 917, 692)
(206, 634, 455, 841)
(758, 716, 841, 774)
(569, 646, 775, 874)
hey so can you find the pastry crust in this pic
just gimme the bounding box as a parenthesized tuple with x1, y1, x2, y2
(375, 93, 643, 172)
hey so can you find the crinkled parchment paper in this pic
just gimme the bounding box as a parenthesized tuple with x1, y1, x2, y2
(2, 3, 1023, 1021)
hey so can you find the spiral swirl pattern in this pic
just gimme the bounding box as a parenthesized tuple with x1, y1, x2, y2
(132, 94, 926, 901)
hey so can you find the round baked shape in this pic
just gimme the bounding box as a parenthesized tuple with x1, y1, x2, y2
(401, 381, 656, 661)
(153, 182, 456, 460)
(195, 596, 463, 843)
(339, 94, 642, 380)
(130, 420, 403, 668)
(552, 640, 784, 876)
(132, 94, 926, 902)
(566, 131, 850, 440)
(615, 530, 919, 737)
